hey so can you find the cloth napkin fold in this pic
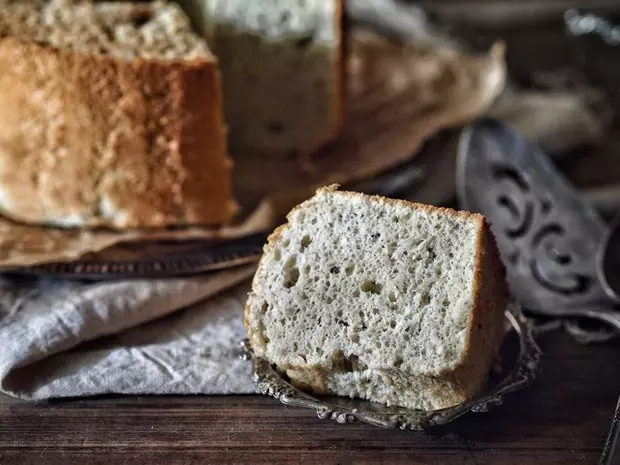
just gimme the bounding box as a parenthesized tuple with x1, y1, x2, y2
(0, 266, 259, 400)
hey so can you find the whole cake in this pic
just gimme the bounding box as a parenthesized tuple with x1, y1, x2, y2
(0, 0, 345, 229)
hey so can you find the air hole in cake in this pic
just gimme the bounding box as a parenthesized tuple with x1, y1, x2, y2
(394, 356, 403, 368)
(387, 242, 397, 255)
(443, 298, 451, 307)
(131, 10, 152, 27)
(100, 24, 114, 41)
(273, 248, 281, 261)
(329, 266, 339, 274)
(387, 291, 397, 303)
(352, 290, 360, 298)
(361, 280, 382, 294)
(421, 292, 430, 305)
(300, 235, 311, 250)
(284, 262, 299, 289)
(345, 264, 355, 276)
(260, 302, 268, 314)
(426, 247, 436, 260)
(389, 320, 396, 329)
(332, 350, 365, 372)
(351, 333, 360, 343)
(326, 297, 333, 304)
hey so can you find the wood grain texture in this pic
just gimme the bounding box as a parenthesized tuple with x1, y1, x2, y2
(0, 329, 618, 464)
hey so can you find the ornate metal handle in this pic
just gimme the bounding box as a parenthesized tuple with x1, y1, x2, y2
(457, 119, 620, 341)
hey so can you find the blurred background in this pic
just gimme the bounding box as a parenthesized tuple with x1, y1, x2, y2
(351, 0, 620, 219)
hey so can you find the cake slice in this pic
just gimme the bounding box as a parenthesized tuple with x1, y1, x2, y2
(178, 0, 345, 158)
(0, 0, 235, 229)
(245, 185, 508, 410)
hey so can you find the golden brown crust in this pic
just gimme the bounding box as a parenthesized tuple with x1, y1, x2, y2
(312, 183, 486, 225)
(442, 217, 509, 401)
(0, 38, 235, 229)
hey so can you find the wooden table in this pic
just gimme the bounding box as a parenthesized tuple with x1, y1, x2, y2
(1, 328, 618, 464)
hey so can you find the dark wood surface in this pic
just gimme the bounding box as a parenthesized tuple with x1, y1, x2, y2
(1, 328, 618, 464)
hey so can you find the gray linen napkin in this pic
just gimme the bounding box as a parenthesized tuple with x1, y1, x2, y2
(0, 265, 259, 399)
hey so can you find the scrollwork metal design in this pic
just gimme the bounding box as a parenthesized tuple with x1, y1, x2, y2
(457, 119, 619, 339)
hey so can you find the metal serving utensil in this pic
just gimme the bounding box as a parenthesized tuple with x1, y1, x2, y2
(598, 211, 620, 303)
(456, 118, 620, 337)
(456, 118, 620, 464)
